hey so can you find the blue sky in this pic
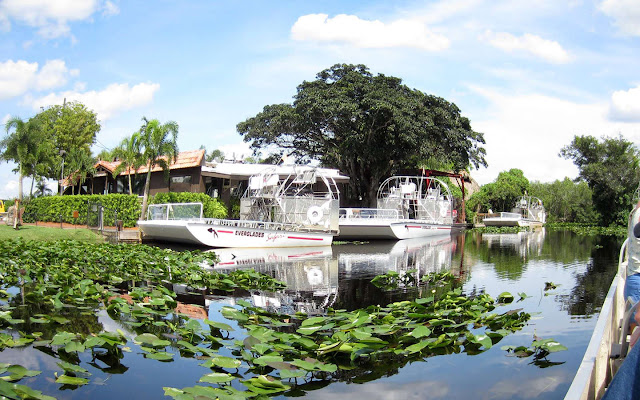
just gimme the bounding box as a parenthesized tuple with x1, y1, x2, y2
(1, 0, 640, 199)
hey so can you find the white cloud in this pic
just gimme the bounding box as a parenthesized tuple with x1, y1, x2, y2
(480, 30, 571, 64)
(217, 142, 253, 161)
(468, 87, 640, 185)
(291, 14, 450, 51)
(0, 179, 19, 200)
(600, 0, 640, 36)
(609, 85, 640, 122)
(102, 1, 120, 17)
(0, 59, 75, 100)
(25, 82, 160, 121)
(0, 0, 115, 39)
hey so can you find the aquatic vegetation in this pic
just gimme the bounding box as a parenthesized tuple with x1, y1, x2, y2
(546, 223, 626, 237)
(501, 337, 568, 368)
(370, 269, 455, 291)
(472, 226, 529, 234)
(0, 239, 535, 399)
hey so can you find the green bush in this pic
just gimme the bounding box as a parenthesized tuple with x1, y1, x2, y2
(151, 192, 227, 219)
(23, 194, 141, 228)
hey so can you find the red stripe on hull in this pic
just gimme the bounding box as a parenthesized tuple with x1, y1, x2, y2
(287, 236, 324, 241)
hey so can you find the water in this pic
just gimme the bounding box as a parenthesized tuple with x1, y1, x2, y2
(0, 229, 622, 399)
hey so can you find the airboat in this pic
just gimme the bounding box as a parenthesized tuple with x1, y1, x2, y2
(137, 166, 340, 248)
(482, 195, 546, 227)
(337, 175, 454, 240)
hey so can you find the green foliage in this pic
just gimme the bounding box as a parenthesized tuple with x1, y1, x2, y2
(501, 337, 568, 368)
(35, 101, 100, 155)
(529, 178, 598, 223)
(560, 135, 640, 226)
(22, 194, 141, 227)
(137, 117, 180, 219)
(151, 192, 227, 219)
(546, 223, 626, 237)
(112, 133, 145, 195)
(466, 169, 529, 222)
(1, 116, 44, 201)
(237, 63, 486, 206)
(65, 148, 96, 195)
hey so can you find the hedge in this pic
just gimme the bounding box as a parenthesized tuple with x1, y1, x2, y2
(22, 192, 228, 228)
(23, 194, 141, 228)
(151, 192, 227, 219)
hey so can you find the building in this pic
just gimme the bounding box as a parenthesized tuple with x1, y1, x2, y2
(75, 149, 350, 208)
(85, 149, 207, 196)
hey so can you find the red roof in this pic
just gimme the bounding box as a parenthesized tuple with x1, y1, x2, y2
(96, 149, 205, 176)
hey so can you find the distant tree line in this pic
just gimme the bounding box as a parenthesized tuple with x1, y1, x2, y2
(467, 135, 640, 226)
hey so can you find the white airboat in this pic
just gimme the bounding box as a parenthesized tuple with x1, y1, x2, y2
(137, 166, 340, 248)
(337, 175, 454, 240)
(482, 195, 546, 228)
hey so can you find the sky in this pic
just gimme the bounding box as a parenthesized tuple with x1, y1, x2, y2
(1, 0, 640, 199)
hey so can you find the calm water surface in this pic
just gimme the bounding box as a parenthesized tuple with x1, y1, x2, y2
(1, 229, 622, 399)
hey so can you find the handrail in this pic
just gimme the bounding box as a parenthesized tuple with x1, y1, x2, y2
(563, 239, 630, 400)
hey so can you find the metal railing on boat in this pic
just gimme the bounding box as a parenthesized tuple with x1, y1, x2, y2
(564, 239, 631, 400)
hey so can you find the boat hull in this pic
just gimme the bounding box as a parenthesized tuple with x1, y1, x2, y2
(337, 219, 451, 240)
(483, 217, 544, 227)
(138, 219, 333, 248)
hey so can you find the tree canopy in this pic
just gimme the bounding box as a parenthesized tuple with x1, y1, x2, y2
(560, 135, 640, 226)
(466, 169, 529, 219)
(1, 116, 42, 201)
(237, 64, 486, 205)
(35, 101, 100, 155)
(529, 178, 597, 223)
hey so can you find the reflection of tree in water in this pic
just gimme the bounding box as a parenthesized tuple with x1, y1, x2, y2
(539, 229, 596, 264)
(556, 235, 623, 316)
(461, 230, 598, 281)
(7, 284, 104, 338)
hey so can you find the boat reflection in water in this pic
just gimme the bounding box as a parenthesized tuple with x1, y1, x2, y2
(336, 235, 456, 280)
(208, 247, 338, 315)
(191, 235, 458, 315)
(481, 228, 546, 257)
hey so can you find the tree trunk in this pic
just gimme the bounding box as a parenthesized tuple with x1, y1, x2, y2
(367, 174, 381, 208)
(30, 174, 35, 198)
(140, 167, 153, 220)
(18, 164, 24, 202)
(128, 167, 133, 195)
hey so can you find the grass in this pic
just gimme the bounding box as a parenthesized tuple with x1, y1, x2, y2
(0, 224, 104, 242)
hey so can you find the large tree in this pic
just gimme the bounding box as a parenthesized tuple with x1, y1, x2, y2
(33, 101, 100, 181)
(560, 135, 640, 226)
(237, 64, 486, 206)
(0, 117, 42, 202)
(138, 118, 179, 220)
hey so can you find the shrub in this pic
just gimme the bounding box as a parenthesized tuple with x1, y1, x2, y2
(150, 192, 227, 219)
(23, 194, 141, 228)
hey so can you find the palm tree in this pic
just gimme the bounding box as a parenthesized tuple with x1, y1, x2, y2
(112, 133, 144, 195)
(26, 135, 55, 197)
(66, 148, 96, 195)
(34, 179, 53, 197)
(1, 116, 41, 202)
(138, 118, 179, 220)
(206, 148, 225, 162)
